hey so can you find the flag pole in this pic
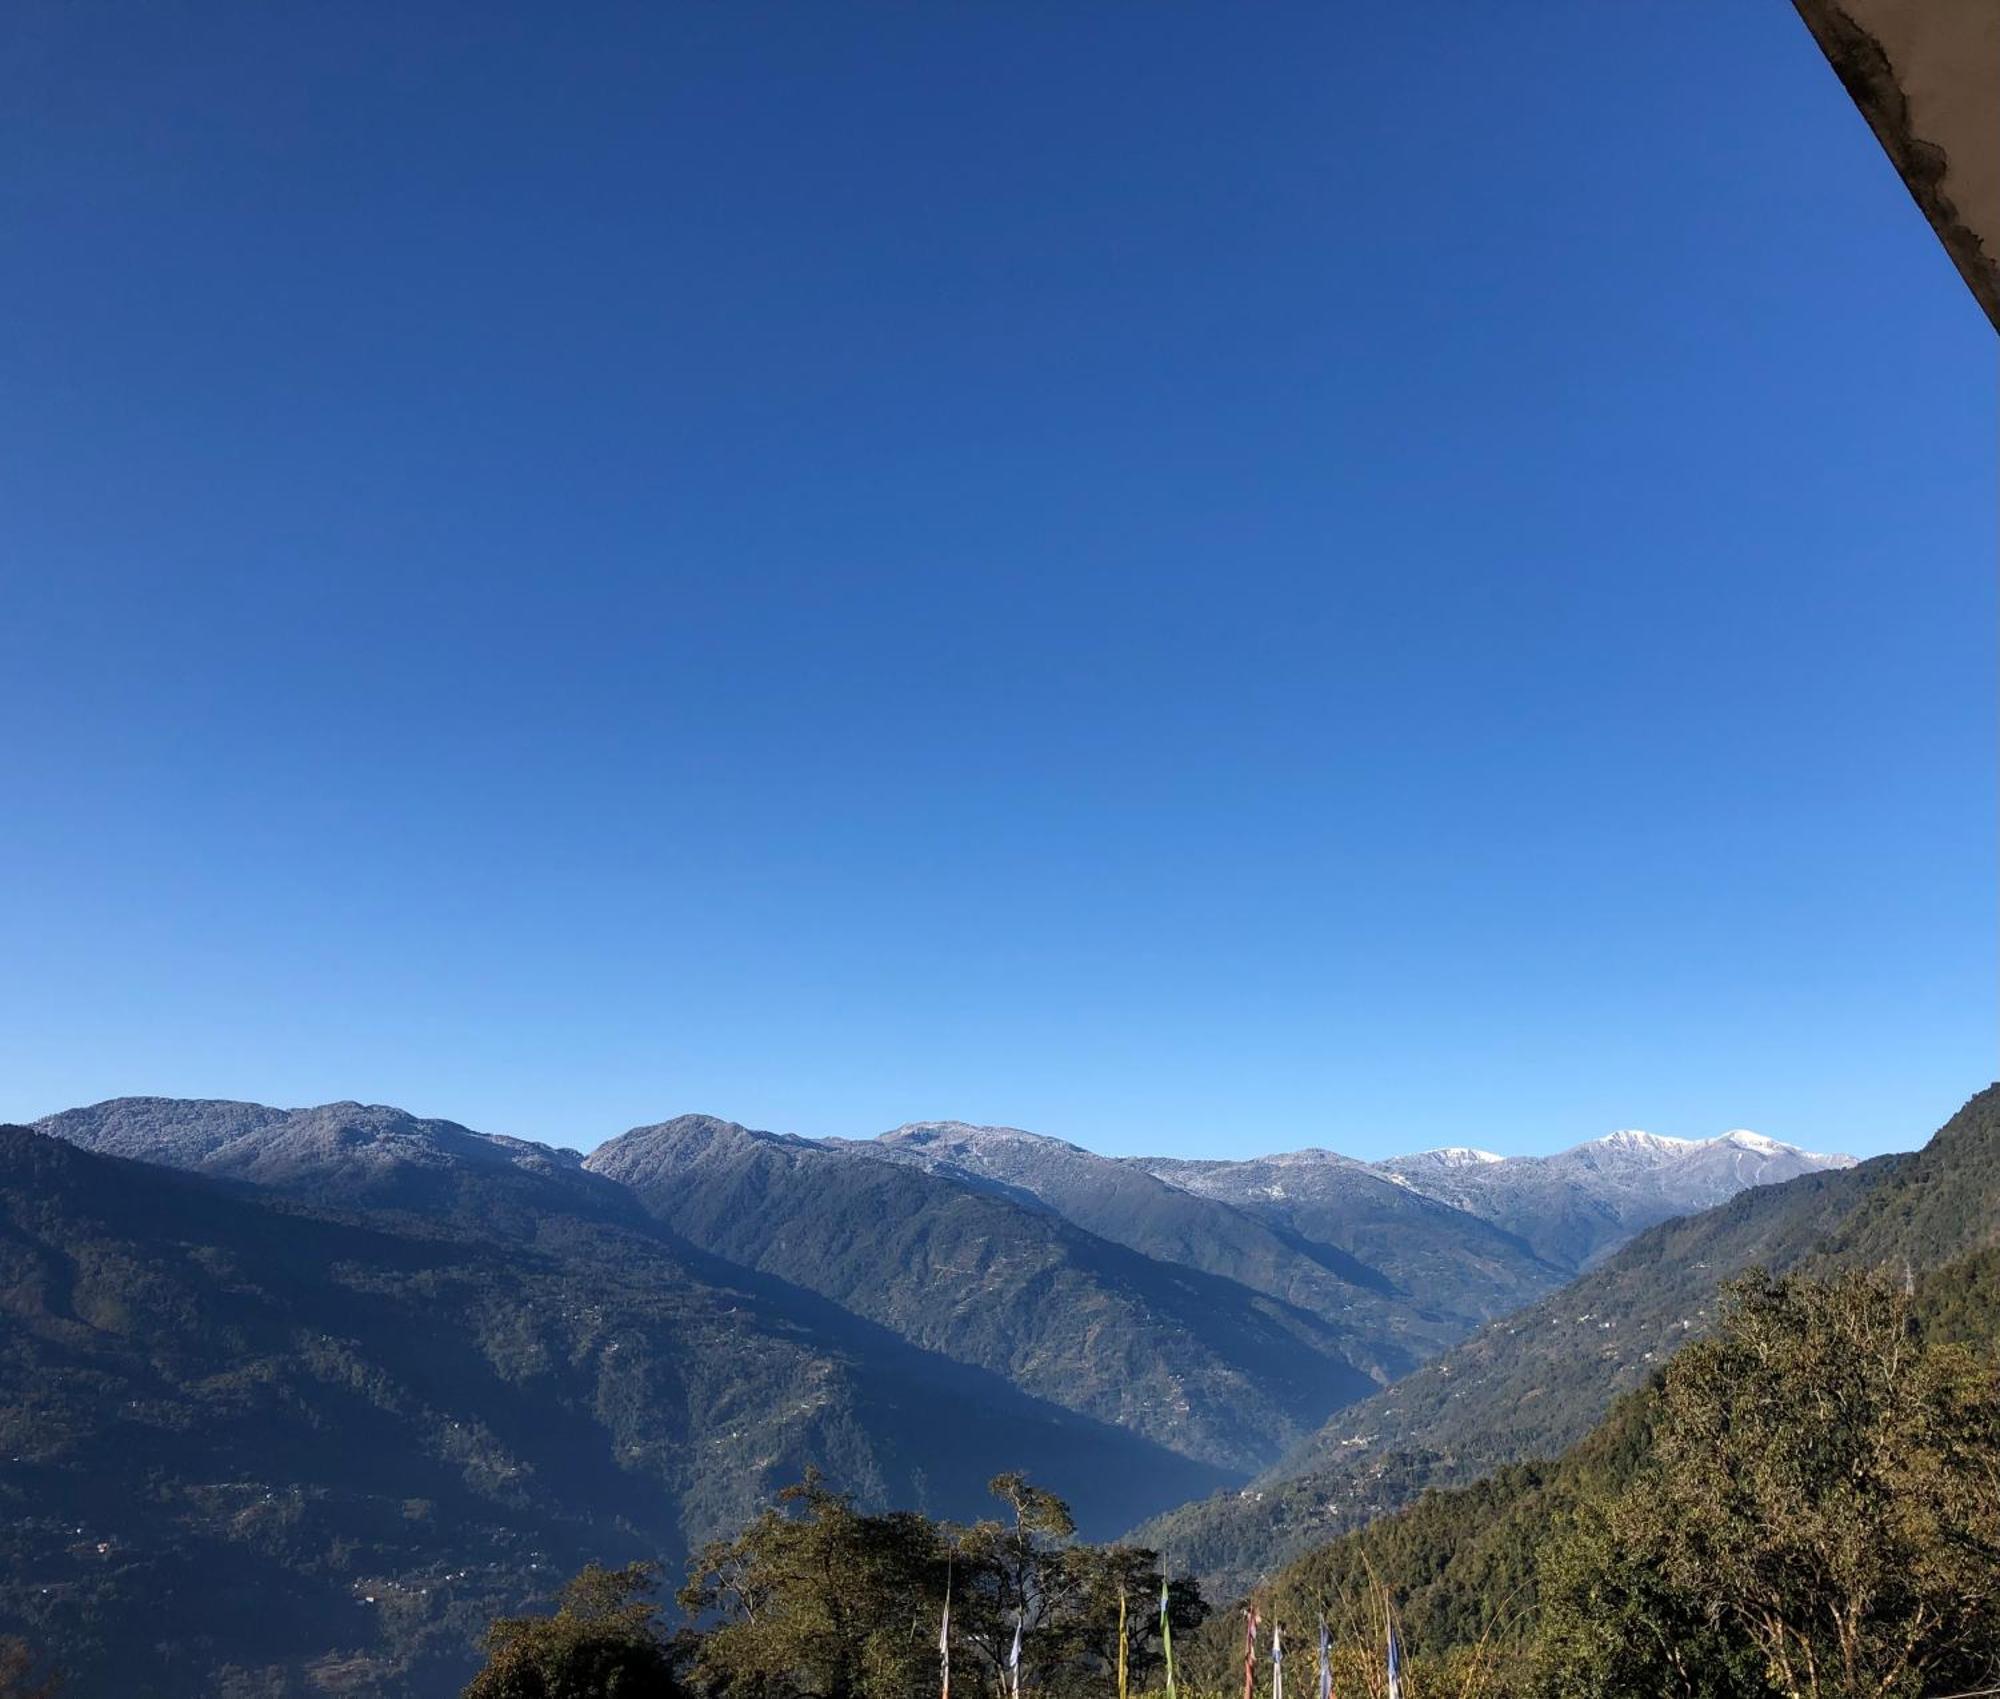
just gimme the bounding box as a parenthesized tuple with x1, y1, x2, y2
(1159, 1577, 1176, 1699)
(1116, 1586, 1129, 1699)
(938, 1562, 952, 1699)
(1382, 1587, 1401, 1699)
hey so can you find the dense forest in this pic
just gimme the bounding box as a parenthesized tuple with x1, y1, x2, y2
(1195, 1254, 2000, 1698)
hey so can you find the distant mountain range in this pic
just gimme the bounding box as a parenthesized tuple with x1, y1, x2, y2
(1371, 1127, 1855, 1268)
(1137, 1125, 1852, 1274)
(0, 1094, 1858, 1694)
(1134, 1098, 1982, 1600)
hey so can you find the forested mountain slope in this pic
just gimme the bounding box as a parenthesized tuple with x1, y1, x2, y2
(1176, 1242, 2000, 1686)
(587, 1115, 1383, 1473)
(0, 1126, 1223, 1696)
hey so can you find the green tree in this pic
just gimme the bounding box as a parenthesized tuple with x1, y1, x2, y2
(943, 1473, 1077, 1691)
(1531, 1499, 1755, 1699)
(944, 1475, 1202, 1699)
(680, 1470, 949, 1699)
(1532, 1270, 2000, 1699)
(464, 1563, 684, 1699)
(680, 1472, 1203, 1699)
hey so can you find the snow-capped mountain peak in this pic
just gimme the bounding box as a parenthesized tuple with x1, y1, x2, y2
(1591, 1129, 1696, 1152)
(1363, 1125, 1855, 1270)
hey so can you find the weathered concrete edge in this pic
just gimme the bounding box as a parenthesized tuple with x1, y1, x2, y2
(1792, 0, 2000, 333)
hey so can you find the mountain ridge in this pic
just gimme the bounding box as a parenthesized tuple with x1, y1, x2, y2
(28, 1095, 1855, 1476)
(0, 1089, 1922, 1694)
(0, 1120, 1233, 1695)
(30, 1095, 1849, 1195)
(1130, 1084, 1990, 1599)
(586, 1112, 1386, 1474)
(834, 1119, 1563, 1348)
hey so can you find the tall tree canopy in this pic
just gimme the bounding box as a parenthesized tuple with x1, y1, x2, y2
(679, 1472, 1203, 1699)
(1533, 1270, 2000, 1699)
(464, 1563, 684, 1699)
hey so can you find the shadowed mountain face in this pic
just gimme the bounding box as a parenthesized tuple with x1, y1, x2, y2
(584, 1110, 1851, 1475)
(12, 1092, 1879, 1688)
(843, 1122, 1565, 1339)
(586, 1115, 1382, 1475)
(34, 1097, 1854, 1489)
(0, 1124, 1226, 1697)
(1133, 1087, 1993, 1600)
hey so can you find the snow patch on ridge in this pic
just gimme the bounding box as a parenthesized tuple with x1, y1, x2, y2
(1593, 1130, 1697, 1151)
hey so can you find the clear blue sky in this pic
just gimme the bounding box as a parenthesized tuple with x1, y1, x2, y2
(2, 3, 1990, 1161)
